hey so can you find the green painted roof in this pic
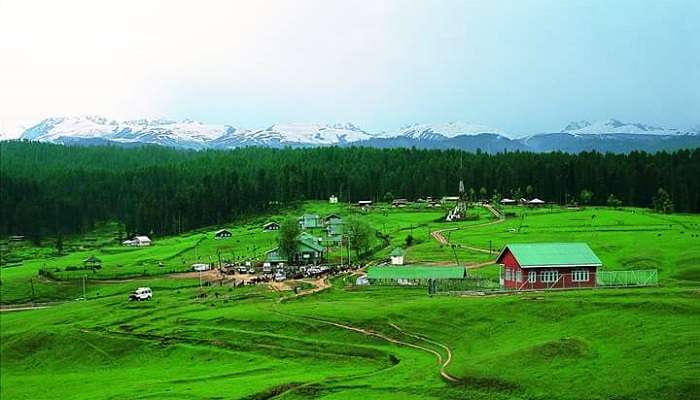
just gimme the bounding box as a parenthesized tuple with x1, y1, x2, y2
(390, 247, 406, 256)
(296, 232, 324, 253)
(367, 266, 465, 280)
(498, 243, 602, 267)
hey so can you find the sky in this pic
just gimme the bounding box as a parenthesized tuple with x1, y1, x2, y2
(0, 0, 698, 137)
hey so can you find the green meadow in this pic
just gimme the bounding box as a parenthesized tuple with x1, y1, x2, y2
(2, 202, 699, 399)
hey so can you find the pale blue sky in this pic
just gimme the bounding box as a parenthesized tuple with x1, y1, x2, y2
(1, 0, 698, 135)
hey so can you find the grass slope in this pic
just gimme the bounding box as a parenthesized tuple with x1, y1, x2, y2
(2, 202, 700, 399)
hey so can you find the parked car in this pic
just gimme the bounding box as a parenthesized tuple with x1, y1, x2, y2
(274, 272, 286, 282)
(128, 287, 152, 301)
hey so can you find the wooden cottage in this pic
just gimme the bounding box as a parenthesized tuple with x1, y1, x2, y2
(123, 235, 151, 247)
(263, 222, 280, 232)
(83, 256, 102, 268)
(266, 232, 325, 266)
(390, 247, 406, 265)
(214, 229, 232, 239)
(298, 214, 322, 230)
(496, 243, 602, 290)
(323, 214, 343, 247)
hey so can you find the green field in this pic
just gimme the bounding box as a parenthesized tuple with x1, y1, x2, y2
(2, 203, 700, 399)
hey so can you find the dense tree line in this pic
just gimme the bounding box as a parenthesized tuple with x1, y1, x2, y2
(1, 141, 699, 241)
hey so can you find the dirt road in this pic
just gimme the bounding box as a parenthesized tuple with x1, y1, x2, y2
(430, 204, 506, 258)
(285, 313, 461, 383)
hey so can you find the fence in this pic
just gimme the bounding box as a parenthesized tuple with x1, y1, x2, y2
(428, 269, 658, 295)
(596, 269, 658, 287)
(38, 266, 190, 281)
(428, 276, 500, 294)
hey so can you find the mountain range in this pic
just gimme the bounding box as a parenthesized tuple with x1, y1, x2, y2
(5, 116, 699, 154)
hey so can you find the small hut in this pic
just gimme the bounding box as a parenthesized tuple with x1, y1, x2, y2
(263, 222, 280, 231)
(83, 256, 102, 269)
(214, 229, 232, 239)
(390, 247, 406, 265)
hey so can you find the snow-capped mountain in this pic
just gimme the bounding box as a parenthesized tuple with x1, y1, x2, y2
(18, 116, 376, 149)
(244, 123, 373, 146)
(20, 116, 235, 149)
(9, 115, 700, 153)
(561, 119, 697, 136)
(381, 122, 507, 141)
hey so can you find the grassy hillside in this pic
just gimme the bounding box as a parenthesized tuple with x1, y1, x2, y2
(2, 202, 699, 399)
(2, 278, 698, 399)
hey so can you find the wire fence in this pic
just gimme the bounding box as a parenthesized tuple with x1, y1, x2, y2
(596, 269, 658, 287)
(38, 266, 190, 281)
(428, 269, 659, 295)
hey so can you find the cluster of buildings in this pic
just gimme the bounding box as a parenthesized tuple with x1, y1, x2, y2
(264, 213, 346, 266)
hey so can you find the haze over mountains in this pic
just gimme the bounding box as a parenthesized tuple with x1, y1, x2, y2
(5, 116, 700, 154)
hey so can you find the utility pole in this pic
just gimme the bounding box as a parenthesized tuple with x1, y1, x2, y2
(29, 279, 36, 305)
(347, 234, 352, 267)
(340, 236, 343, 268)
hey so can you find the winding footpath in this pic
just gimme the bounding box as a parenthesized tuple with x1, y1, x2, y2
(431, 204, 506, 262)
(291, 314, 462, 383)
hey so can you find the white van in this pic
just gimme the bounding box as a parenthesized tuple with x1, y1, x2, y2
(128, 287, 152, 301)
(192, 263, 210, 272)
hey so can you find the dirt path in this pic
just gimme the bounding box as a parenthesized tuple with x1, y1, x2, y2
(276, 277, 332, 303)
(388, 323, 458, 383)
(431, 204, 506, 256)
(483, 203, 504, 219)
(291, 314, 461, 383)
(0, 305, 52, 313)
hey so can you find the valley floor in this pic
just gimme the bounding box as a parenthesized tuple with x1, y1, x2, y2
(2, 203, 700, 399)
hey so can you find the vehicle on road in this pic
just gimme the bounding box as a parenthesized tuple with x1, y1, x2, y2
(274, 272, 286, 282)
(128, 287, 152, 301)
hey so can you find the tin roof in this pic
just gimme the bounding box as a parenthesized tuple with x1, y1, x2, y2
(390, 247, 406, 257)
(367, 266, 465, 280)
(497, 243, 602, 268)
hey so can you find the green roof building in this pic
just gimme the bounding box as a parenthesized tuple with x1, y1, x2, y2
(390, 247, 406, 265)
(367, 266, 465, 281)
(496, 243, 603, 290)
(298, 214, 322, 230)
(496, 243, 602, 268)
(266, 232, 325, 265)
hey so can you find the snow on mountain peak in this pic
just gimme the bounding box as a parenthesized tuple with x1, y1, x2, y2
(382, 122, 506, 140)
(248, 122, 373, 145)
(562, 119, 691, 136)
(20, 116, 232, 148)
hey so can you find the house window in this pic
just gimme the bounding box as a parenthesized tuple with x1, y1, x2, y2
(540, 270, 559, 283)
(528, 272, 537, 283)
(572, 270, 590, 282)
(504, 268, 511, 280)
(516, 271, 522, 282)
